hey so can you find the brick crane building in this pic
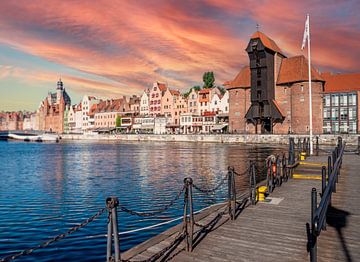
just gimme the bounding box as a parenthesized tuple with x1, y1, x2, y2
(226, 31, 324, 134)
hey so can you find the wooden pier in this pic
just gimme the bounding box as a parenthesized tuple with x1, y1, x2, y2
(122, 152, 360, 261)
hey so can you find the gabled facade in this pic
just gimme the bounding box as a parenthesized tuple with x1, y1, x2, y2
(149, 82, 167, 116)
(187, 88, 199, 114)
(140, 90, 150, 116)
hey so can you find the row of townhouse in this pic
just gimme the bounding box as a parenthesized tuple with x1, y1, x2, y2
(139, 82, 229, 131)
(65, 95, 140, 133)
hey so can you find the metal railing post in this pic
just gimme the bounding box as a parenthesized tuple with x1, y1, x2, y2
(249, 162, 256, 205)
(228, 167, 236, 220)
(106, 197, 120, 262)
(316, 136, 319, 156)
(183, 177, 194, 252)
(288, 137, 295, 165)
(321, 166, 327, 231)
(310, 188, 317, 262)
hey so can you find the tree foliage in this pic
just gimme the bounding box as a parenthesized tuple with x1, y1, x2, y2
(218, 86, 226, 95)
(183, 85, 202, 98)
(115, 115, 121, 128)
(202, 72, 215, 89)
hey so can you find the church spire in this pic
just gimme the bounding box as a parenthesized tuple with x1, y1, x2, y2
(57, 78, 63, 90)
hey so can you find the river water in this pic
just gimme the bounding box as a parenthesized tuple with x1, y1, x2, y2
(0, 140, 286, 261)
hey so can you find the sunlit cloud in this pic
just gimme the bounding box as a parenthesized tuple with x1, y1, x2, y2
(0, 0, 359, 110)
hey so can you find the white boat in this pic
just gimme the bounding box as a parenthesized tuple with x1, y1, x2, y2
(8, 133, 59, 142)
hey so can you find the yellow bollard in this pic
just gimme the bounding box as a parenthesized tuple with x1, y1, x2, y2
(257, 186, 268, 201)
(300, 152, 306, 161)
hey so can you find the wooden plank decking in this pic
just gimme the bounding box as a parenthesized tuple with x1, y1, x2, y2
(122, 153, 360, 262)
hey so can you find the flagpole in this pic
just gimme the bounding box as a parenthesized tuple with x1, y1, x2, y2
(307, 14, 313, 155)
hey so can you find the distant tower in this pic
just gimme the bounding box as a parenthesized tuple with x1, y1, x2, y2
(57, 78, 64, 90)
(57, 78, 64, 104)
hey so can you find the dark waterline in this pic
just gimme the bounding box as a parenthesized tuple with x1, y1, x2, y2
(0, 140, 286, 261)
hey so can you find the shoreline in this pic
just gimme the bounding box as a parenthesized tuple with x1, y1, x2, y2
(61, 133, 359, 145)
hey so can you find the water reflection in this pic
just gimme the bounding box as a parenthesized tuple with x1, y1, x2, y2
(0, 140, 286, 261)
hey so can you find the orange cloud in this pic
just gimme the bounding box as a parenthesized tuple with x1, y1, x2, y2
(0, 0, 359, 110)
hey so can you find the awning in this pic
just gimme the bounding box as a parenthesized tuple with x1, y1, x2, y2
(211, 123, 228, 131)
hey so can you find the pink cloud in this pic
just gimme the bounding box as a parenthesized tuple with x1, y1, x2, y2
(0, 0, 359, 107)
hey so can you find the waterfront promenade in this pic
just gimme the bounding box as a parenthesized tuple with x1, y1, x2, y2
(122, 152, 360, 261)
(61, 133, 360, 146)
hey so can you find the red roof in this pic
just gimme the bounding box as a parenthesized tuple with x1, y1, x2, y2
(199, 88, 211, 94)
(226, 66, 250, 90)
(251, 31, 284, 56)
(277, 55, 324, 85)
(322, 72, 360, 93)
(157, 82, 167, 92)
(170, 89, 180, 96)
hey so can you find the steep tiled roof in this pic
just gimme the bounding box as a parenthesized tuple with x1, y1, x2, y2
(157, 82, 167, 92)
(199, 88, 211, 94)
(277, 55, 324, 85)
(225, 66, 250, 90)
(170, 89, 180, 96)
(322, 72, 360, 93)
(251, 31, 284, 56)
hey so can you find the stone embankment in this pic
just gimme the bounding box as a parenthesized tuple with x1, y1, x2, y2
(61, 133, 359, 145)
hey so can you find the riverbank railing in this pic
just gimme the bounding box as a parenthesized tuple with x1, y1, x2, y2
(308, 137, 345, 262)
(1, 148, 297, 262)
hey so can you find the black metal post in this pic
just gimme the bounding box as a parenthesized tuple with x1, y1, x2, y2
(183, 177, 194, 252)
(228, 167, 236, 220)
(250, 162, 256, 205)
(316, 136, 319, 156)
(288, 137, 295, 165)
(358, 136, 360, 155)
(321, 166, 327, 230)
(106, 197, 120, 262)
(310, 188, 317, 262)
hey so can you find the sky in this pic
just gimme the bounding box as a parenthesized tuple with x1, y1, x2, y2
(0, 0, 359, 111)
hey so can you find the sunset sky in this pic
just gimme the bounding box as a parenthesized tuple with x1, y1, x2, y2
(0, 0, 359, 111)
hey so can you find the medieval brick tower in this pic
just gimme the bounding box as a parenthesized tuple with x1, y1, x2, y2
(245, 31, 285, 133)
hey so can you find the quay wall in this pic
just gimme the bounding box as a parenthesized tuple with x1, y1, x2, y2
(61, 133, 359, 145)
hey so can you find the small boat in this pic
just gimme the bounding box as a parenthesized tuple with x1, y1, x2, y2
(8, 133, 59, 143)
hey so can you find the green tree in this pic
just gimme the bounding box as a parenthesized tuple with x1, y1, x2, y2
(218, 86, 226, 95)
(115, 115, 121, 128)
(202, 72, 215, 89)
(183, 85, 202, 98)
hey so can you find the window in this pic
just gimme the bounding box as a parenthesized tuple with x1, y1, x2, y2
(340, 108, 348, 120)
(331, 122, 339, 133)
(301, 85, 304, 92)
(323, 95, 330, 107)
(323, 108, 330, 120)
(190, 102, 192, 107)
(257, 80, 261, 87)
(331, 94, 339, 106)
(349, 121, 357, 133)
(331, 108, 339, 120)
(257, 68, 261, 77)
(340, 94, 347, 106)
(349, 107, 356, 120)
(349, 93, 357, 106)
(192, 94, 195, 99)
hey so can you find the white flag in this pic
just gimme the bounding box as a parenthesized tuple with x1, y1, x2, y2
(301, 15, 309, 50)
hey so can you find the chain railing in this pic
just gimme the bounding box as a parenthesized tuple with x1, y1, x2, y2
(309, 137, 345, 262)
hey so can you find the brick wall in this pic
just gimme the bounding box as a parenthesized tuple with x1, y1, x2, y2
(228, 87, 252, 133)
(273, 81, 324, 134)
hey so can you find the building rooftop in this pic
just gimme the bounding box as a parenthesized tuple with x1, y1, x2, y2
(225, 66, 250, 89)
(322, 72, 360, 93)
(277, 55, 324, 85)
(251, 31, 284, 56)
